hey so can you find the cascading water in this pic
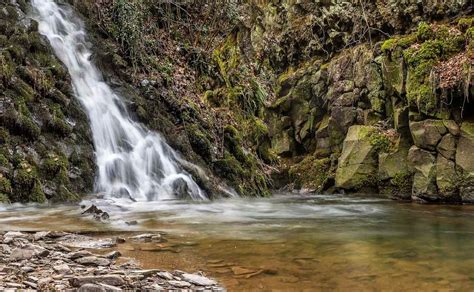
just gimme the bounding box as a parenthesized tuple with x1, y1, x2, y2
(31, 0, 207, 201)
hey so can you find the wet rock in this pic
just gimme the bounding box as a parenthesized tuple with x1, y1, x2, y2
(129, 233, 161, 242)
(231, 266, 257, 275)
(181, 273, 217, 286)
(105, 251, 121, 260)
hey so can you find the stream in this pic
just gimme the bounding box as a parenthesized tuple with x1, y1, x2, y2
(1, 194, 474, 290)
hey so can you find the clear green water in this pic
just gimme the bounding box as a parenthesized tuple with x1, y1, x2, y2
(1, 194, 474, 290)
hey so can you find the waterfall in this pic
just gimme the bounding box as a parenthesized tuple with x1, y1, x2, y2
(31, 0, 207, 201)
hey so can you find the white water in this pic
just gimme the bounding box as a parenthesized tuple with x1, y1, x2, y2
(31, 0, 206, 201)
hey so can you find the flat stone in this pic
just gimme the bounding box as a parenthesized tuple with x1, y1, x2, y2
(78, 284, 107, 292)
(168, 280, 192, 288)
(68, 250, 93, 259)
(6, 282, 24, 288)
(33, 231, 51, 241)
(21, 266, 35, 273)
(157, 271, 173, 280)
(181, 273, 217, 286)
(75, 256, 110, 266)
(231, 266, 257, 275)
(70, 275, 125, 287)
(53, 264, 72, 274)
(4, 232, 29, 239)
(23, 281, 37, 289)
(129, 234, 159, 241)
(9, 248, 35, 261)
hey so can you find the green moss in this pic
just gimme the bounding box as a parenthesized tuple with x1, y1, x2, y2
(213, 152, 244, 180)
(0, 127, 9, 144)
(224, 125, 248, 165)
(289, 156, 331, 191)
(354, 174, 378, 190)
(382, 34, 417, 53)
(213, 34, 240, 87)
(29, 181, 46, 204)
(13, 167, 36, 189)
(0, 154, 8, 167)
(0, 53, 15, 85)
(42, 154, 68, 176)
(13, 78, 35, 102)
(257, 143, 278, 164)
(186, 125, 213, 163)
(0, 193, 10, 204)
(6, 44, 25, 61)
(390, 171, 413, 193)
(416, 22, 433, 41)
(21, 115, 41, 140)
(369, 131, 394, 153)
(0, 177, 12, 194)
(458, 17, 474, 32)
(48, 104, 72, 136)
(53, 185, 80, 203)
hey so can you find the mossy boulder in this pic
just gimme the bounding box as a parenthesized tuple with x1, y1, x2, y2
(378, 137, 412, 199)
(289, 155, 331, 192)
(335, 126, 379, 191)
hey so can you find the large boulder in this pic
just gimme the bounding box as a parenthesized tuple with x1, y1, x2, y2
(409, 119, 447, 151)
(407, 146, 437, 201)
(455, 122, 474, 203)
(335, 126, 378, 190)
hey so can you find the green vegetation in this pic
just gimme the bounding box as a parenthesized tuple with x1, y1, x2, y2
(289, 156, 331, 191)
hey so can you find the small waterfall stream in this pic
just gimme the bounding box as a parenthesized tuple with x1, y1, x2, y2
(31, 0, 206, 201)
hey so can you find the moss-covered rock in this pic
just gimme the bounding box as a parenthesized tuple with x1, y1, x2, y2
(335, 126, 379, 191)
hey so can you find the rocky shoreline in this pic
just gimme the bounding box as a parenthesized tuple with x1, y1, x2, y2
(0, 231, 223, 291)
